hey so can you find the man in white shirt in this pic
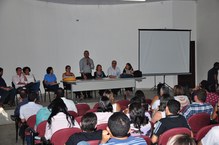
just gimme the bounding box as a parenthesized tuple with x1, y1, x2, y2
(56, 88, 77, 113)
(199, 126, 219, 145)
(107, 60, 121, 95)
(19, 92, 43, 122)
(12, 67, 27, 89)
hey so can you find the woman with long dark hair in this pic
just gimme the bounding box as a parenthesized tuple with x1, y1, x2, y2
(44, 98, 80, 140)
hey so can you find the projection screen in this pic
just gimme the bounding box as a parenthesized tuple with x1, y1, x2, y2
(139, 29, 191, 75)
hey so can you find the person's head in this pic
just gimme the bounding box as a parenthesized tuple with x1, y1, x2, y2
(160, 86, 170, 96)
(19, 89, 27, 99)
(159, 94, 172, 111)
(97, 96, 113, 112)
(157, 83, 165, 96)
(23, 66, 31, 75)
(47, 98, 74, 126)
(65, 65, 71, 72)
(111, 60, 117, 69)
(173, 85, 185, 96)
(167, 134, 196, 145)
(46, 67, 53, 74)
(129, 103, 149, 134)
(96, 64, 102, 71)
(81, 112, 97, 132)
(103, 90, 114, 103)
(125, 63, 133, 70)
(193, 89, 207, 103)
(16, 67, 22, 75)
(28, 92, 37, 102)
(84, 50, 89, 58)
(0, 67, 3, 77)
(135, 90, 145, 100)
(213, 62, 219, 70)
(107, 112, 130, 138)
(55, 88, 64, 98)
(165, 99, 180, 115)
(130, 95, 148, 111)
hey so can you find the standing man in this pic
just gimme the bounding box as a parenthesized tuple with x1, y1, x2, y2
(207, 62, 219, 92)
(0, 67, 16, 106)
(79, 50, 94, 98)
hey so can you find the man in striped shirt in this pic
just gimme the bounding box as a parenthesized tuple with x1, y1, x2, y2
(182, 89, 213, 120)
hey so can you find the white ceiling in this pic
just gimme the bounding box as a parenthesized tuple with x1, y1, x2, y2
(37, 0, 196, 5)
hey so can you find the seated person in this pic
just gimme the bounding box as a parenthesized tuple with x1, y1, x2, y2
(62, 65, 76, 88)
(173, 85, 190, 110)
(0, 67, 16, 106)
(182, 89, 213, 120)
(43, 67, 59, 92)
(23, 66, 40, 93)
(94, 64, 106, 96)
(14, 89, 28, 117)
(66, 112, 103, 145)
(151, 83, 165, 107)
(210, 99, 219, 122)
(19, 92, 43, 123)
(151, 99, 191, 144)
(198, 126, 219, 145)
(100, 112, 147, 145)
(129, 102, 151, 137)
(103, 90, 121, 112)
(95, 96, 113, 125)
(121, 63, 134, 95)
(107, 60, 121, 95)
(167, 134, 196, 145)
(44, 98, 80, 140)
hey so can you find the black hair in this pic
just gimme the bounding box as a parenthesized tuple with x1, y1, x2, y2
(160, 86, 170, 96)
(167, 99, 180, 115)
(0, 67, 3, 72)
(55, 88, 64, 98)
(129, 103, 149, 135)
(126, 63, 133, 70)
(16, 67, 22, 72)
(46, 67, 53, 74)
(213, 62, 219, 69)
(130, 95, 148, 111)
(134, 90, 145, 99)
(28, 92, 37, 102)
(194, 89, 207, 102)
(97, 96, 113, 112)
(108, 112, 130, 138)
(65, 65, 71, 70)
(96, 64, 102, 71)
(23, 66, 31, 72)
(47, 98, 74, 128)
(199, 80, 209, 91)
(157, 83, 165, 96)
(19, 89, 27, 99)
(81, 112, 97, 132)
(159, 94, 172, 111)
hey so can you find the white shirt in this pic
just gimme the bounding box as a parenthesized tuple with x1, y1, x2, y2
(201, 126, 219, 145)
(107, 66, 121, 78)
(25, 74, 35, 83)
(151, 100, 160, 110)
(20, 102, 43, 121)
(61, 97, 77, 113)
(12, 74, 27, 88)
(95, 112, 113, 125)
(44, 112, 80, 140)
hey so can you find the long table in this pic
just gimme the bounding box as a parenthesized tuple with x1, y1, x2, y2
(61, 77, 144, 101)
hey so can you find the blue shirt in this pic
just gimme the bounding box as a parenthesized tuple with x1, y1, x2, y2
(44, 74, 57, 83)
(101, 136, 147, 145)
(182, 102, 213, 120)
(36, 107, 51, 126)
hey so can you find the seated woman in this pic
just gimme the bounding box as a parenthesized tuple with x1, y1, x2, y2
(129, 102, 151, 137)
(43, 67, 59, 92)
(44, 98, 80, 140)
(173, 85, 190, 110)
(94, 64, 106, 96)
(103, 90, 121, 112)
(95, 96, 113, 125)
(121, 63, 134, 95)
(23, 66, 40, 93)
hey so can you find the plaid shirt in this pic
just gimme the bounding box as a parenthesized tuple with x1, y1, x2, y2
(182, 102, 213, 120)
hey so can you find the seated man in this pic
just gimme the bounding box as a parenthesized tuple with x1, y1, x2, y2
(14, 89, 28, 117)
(0, 67, 16, 106)
(66, 112, 103, 145)
(151, 99, 191, 144)
(182, 89, 213, 120)
(55, 88, 77, 112)
(100, 112, 147, 145)
(198, 126, 219, 145)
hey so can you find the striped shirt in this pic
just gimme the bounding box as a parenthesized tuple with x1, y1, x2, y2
(182, 102, 213, 120)
(100, 136, 147, 145)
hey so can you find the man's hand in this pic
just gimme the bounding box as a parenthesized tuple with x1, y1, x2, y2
(100, 130, 110, 144)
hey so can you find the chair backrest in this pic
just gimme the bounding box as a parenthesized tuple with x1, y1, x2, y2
(93, 103, 99, 109)
(120, 105, 127, 111)
(68, 111, 79, 118)
(145, 99, 152, 105)
(26, 115, 37, 128)
(116, 100, 130, 108)
(86, 108, 97, 113)
(158, 127, 191, 145)
(36, 121, 47, 137)
(75, 116, 82, 124)
(76, 103, 91, 116)
(50, 127, 82, 145)
(87, 140, 100, 145)
(195, 124, 219, 142)
(141, 136, 151, 145)
(96, 123, 108, 130)
(187, 113, 211, 136)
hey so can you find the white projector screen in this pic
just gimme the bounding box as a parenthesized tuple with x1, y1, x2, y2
(139, 29, 191, 75)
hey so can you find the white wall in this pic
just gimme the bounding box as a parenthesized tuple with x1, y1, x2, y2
(196, 0, 219, 83)
(0, 0, 196, 90)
